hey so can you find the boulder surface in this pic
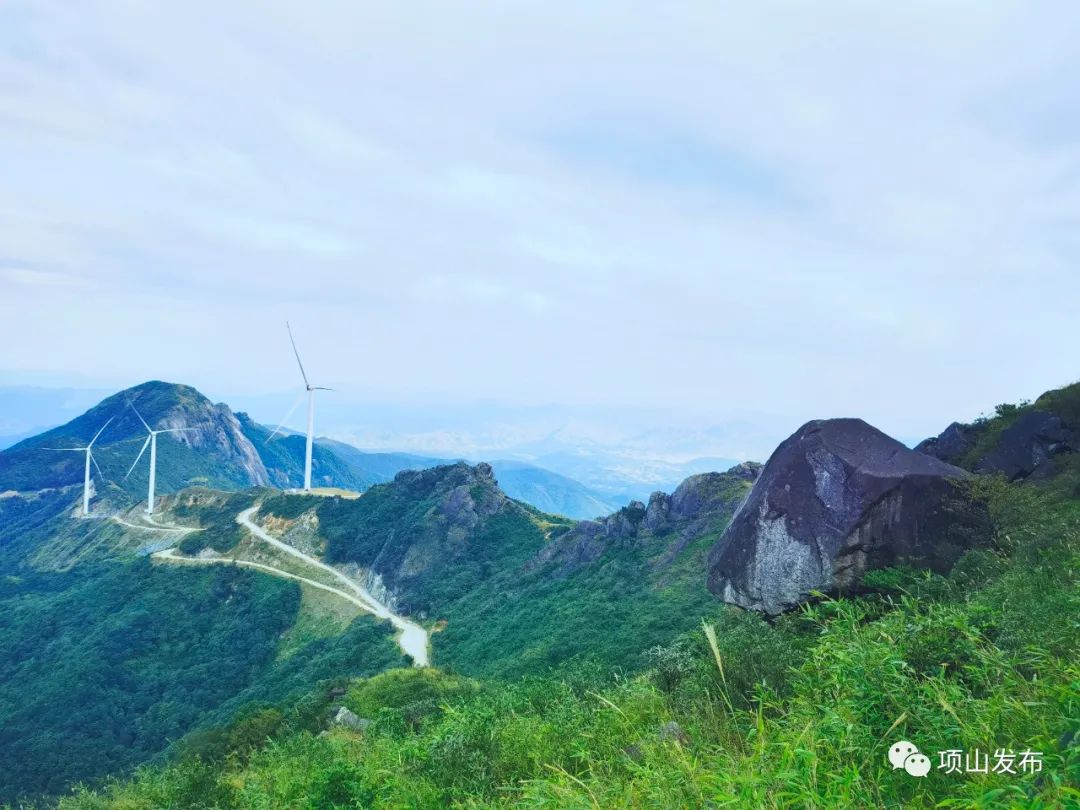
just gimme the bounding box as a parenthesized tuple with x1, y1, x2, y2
(974, 411, 1077, 480)
(707, 418, 982, 614)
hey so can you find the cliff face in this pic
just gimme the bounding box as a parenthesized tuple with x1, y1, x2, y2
(320, 462, 556, 615)
(707, 419, 985, 614)
(145, 387, 270, 487)
(0, 381, 269, 493)
(531, 464, 758, 579)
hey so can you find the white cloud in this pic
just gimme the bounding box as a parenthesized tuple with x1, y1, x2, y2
(1, 0, 1078, 456)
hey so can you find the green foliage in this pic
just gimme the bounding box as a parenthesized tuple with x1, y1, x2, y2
(259, 492, 323, 521)
(345, 668, 479, 731)
(434, 506, 742, 679)
(238, 415, 369, 491)
(172, 490, 259, 554)
(0, 559, 300, 804)
(58, 476, 1080, 809)
(0, 545, 403, 804)
(318, 466, 564, 616)
(0, 488, 81, 568)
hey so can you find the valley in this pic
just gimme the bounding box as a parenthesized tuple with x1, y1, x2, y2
(0, 379, 1078, 807)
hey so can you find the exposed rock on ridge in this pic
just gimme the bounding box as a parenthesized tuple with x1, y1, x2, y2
(974, 411, 1076, 480)
(532, 464, 757, 579)
(707, 418, 983, 614)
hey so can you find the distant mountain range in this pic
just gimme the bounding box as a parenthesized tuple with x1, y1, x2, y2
(0, 381, 626, 519)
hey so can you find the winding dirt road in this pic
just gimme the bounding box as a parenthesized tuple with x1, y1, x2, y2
(152, 506, 429, 667)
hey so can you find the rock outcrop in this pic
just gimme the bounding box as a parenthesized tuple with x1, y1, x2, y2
(0, 380, 271, 493)
(914, 422, 974, 464)
(322, 462, 529, 614)
(974, 411, 1076, 481)
(532, 465, 757, 579)
(707, 419, 983, 614)
(332, 707, 371, 731)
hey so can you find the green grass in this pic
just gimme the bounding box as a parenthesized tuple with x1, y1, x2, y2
(54, 475, 1080, 808)
(275, 584, 364, 661)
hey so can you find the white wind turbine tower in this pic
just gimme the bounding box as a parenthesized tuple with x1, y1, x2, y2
(46, 417, 114, 517)
(123, 403, 194, 514)
(267, 322, 331, 492)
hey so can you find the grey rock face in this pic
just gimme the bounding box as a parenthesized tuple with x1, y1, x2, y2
(531, 470, 752, 579)
(915, 422, 974, 464)
(155, 391, 270, 486)
(974, 411, 1077, 481)
(725, 461, 763, 482)
(708, 419, 983, 614)
(332, 706, 371, 731)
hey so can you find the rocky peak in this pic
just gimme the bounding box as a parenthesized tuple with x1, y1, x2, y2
(118, 382, 269, 486)
(725, 461, 763, 482)
(394, 461, 504, 508)
(915, 422, 974, 464)
(707, 418, 986, 614)
(0, 380, 270, 492)
(532, 468, 754, 578)
(975, 411, 1076, 481)
(914, 381, 1079, 481)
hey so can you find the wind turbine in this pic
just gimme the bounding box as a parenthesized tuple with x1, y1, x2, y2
(123, 403, 194, 514)
(46, 417, 114, 517)
(267, 322, 331, 492)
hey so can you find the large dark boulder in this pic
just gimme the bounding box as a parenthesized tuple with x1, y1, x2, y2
(974, 411, 1076, 481)
(707, 419, 983, 614)
(915, 422, 974, 464)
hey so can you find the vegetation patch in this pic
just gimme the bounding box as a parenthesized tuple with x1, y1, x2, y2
(57, 476, 1080, 809)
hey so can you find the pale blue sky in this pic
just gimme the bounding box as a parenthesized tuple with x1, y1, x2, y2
(1, 2, 1078, 458)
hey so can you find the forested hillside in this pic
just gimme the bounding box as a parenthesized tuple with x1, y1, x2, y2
(53, 475, 1080, 808)
(3, 384, 1079, 807)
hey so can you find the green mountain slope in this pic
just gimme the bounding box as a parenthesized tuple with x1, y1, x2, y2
(431, 468, 754, 677)
(0, 471, 404, 803)
(55, 473, 1080, 809)
(236, 413, 369, 491)
(0, 555, 403, 805)
(0, 381, 269, 499)
(0, 381, 623, 519)
(255, 461, 752, 678)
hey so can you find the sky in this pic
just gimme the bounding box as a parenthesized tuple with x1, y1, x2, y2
(1, 2, 1079, 460)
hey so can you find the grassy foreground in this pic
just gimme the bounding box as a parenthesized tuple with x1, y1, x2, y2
(47, 478, 1080, 808)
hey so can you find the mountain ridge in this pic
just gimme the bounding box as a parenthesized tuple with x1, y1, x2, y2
(0, 381, 624, 519)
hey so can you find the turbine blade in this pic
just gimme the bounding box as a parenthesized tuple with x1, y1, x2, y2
(158, 427, 195, 433)
(44, 447, 84, 452)
(286, 321, 310, 388)
(89, 449, 105, 482)
(128, 401, 152, 433)
(266, 393, 304, 442)
(124, 436, 152, 481)
(88, 416, 115, 448)
(311, 386, 334, 391)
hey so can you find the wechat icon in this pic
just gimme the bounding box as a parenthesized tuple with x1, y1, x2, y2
(889, 741, 931, 777)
